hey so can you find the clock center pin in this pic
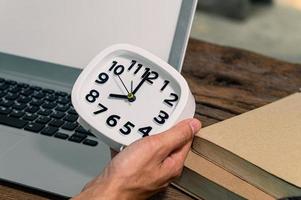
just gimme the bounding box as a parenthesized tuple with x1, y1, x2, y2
(127, 93, 136, 102)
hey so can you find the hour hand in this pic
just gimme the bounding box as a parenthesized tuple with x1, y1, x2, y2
(109, 94, 128, 100)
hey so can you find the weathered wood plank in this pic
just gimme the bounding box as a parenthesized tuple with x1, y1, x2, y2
(183, 39, 301, 129)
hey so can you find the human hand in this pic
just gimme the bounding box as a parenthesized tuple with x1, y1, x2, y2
(73, 118, 201, 200)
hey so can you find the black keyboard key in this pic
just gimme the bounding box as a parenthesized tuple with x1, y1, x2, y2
(30, 99, 44, 106)
(76, 126, 95, 137)
(75, 132, 87, 138)
(8, 86, 22, 94)
(36, 116, 51, 124)
(45, 95, 57, 102)
(55, 91, 68, 97)
(30, 86, 41, 91)
(5, 93, 19, 100)
(23, 113, 38, 121)
(68, 133, 87, 143)
(42, 102, 56, 109)
(41, 126, 59, 136)
(62, 122, 78, 131)
(0, 107, 12, 115)
(12, 103, 27, 110)
(42, 89, 55, 94)
(21, 89, 34, 96)
(50, 111, 65, 119)
(63, 114, 78, 122)
(57, 98, 69, 105)
(83, 139, 98, 147)
(67, 108, 77, 115)
(17, 83, 29, 88)
(54, 132, 69, 140)
(6, 80, 17, 85)
(25, 106, 39, 113)
(0, 100, 14, 107)
(10, 110, 25, 118)
(55, 104, 70, 112)
(24, 123, 45, 133)
(0, 91, 6, 98)
(38, 109, 52, 116)
(0, 115, 27, 128)
(33, 92, 45, 99)
(17, 96, 31, 104)
(49, 119, 64, 127)
(76, 126, 90, 134)
(0, 78, 5, 83)
(0, 83, 9, 90)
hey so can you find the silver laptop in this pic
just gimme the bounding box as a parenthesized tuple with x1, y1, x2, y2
(0, 0, 197, 197)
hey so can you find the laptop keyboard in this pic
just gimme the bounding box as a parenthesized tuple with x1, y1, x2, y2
(0, 77, 99, 147)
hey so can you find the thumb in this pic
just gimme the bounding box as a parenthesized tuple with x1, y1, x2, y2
(156, 118, 201, 157)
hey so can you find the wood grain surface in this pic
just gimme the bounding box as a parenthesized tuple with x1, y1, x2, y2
(1, 39, 300, 200)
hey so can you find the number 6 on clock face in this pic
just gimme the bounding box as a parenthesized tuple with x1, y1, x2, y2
(72, 44, 195, 151)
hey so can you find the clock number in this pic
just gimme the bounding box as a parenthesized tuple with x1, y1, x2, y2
(109, 61, 118, 71)
(93, 103, 108, 115)
(164, 93, 179, 107)
(134, 64, 143, 75)
(95, 72, 109, 84)
(161, 80, 170, 91)
(109, 61, 125, 75)
(113, 65, 125, 75)
(146, 71, 159, 84)
(138, 126, 152, 137)
(141, 68, 151, 78)
(128, 60, 137, 71)
(106, 115, 121, 127)
(120, 121, 135, 135)
(85, 90, 99, 103)
(154, 110, 169, 125)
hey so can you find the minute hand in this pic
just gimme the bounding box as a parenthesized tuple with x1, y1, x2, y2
(132, 73, 150, 95)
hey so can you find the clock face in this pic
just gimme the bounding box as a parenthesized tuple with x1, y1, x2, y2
(72, 45, 194, 148)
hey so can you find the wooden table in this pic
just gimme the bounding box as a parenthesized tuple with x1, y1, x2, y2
(1, 39, 300, 200)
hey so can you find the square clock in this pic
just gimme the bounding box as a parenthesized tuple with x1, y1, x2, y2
(72, 44, 195, 151)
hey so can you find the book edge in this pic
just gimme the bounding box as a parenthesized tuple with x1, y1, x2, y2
(192, 137, 301, 197)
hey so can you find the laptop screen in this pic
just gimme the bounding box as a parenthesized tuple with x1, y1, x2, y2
(0, 0, 195, 70)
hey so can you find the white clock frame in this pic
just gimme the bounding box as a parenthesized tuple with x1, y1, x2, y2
(72, 44, 195, 151)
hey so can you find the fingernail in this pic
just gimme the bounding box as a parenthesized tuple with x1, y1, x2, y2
(189, 119, 201, 134)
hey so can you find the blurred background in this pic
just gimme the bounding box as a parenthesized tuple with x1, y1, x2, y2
(191, 0, 301, 63)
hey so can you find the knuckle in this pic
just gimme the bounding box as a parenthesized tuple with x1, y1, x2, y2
(165, 158, 183, 178)
(183, 123, 194, 138)
(154, 135, 165, 149)
(173, 166, 184, 178)
(148, 136, 160, 148)
(141, 135, 164, 154)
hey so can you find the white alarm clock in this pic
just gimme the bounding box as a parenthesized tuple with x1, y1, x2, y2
(72, 44, 195, 151)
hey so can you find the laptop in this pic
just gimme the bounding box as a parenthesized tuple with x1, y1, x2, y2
(0, 0, 197, 198)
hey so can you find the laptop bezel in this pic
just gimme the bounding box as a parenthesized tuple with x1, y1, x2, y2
(169, 0, 197, 71)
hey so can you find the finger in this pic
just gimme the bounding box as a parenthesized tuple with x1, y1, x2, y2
(156, 118, 201, 157)
(160, 140, 193, 179)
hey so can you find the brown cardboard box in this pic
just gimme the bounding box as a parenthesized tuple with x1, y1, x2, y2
(192, 93, 301, 198)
